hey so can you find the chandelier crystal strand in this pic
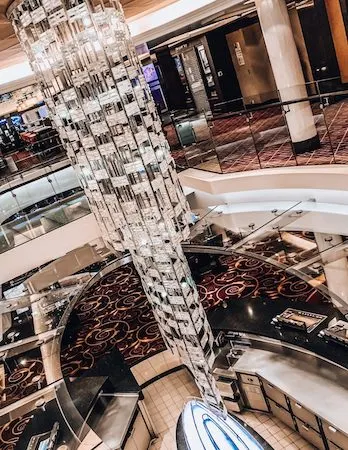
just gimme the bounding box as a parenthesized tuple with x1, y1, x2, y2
(8, 0, 225, 412)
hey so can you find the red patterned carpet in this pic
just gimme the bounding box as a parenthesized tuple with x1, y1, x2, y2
(168, 99, 348, 173)
(0, 252, 330, 448)
(0, 416, 32, 450)
(60, 253, 327, 379)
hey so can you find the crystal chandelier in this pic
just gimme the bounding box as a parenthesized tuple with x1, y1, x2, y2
(8, 0, 225, 411)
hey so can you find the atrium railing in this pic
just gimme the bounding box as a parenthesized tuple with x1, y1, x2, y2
(0, 193, 90, 254)
(166, 77, 348, 173)
(184, 201, 348, 311)
(0, 130, 67, 188)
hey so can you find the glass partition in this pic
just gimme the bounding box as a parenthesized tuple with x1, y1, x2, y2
(172, 111, 222, 173)
(0, 193, 90, 254)
(168, 77, 348, 174)
(211, 99, 260, 173)
(186, 199, 348, 309)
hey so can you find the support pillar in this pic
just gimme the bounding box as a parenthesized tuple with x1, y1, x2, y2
(8, 0, 223, 412)
(31, 298, 62, 385)
(255, 0, 320, 154)
(315, 233, 348, 308)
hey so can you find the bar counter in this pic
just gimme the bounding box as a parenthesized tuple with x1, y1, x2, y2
(208, 296, 348, 369)
(210, 297, 348, 448)
(233, 348, 348, 435)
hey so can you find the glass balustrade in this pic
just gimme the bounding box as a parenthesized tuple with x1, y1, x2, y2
(0, 141, 67, 188)
(169, 77, 348, 174)
(0, 193, 90, 254)
(185, 200, 348, 308)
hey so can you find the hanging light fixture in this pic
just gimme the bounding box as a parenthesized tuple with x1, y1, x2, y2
(8, 0, 225, 413)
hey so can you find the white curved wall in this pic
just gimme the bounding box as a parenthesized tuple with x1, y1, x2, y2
(180, 166, 348, 237)
(179, 166, 348, 202)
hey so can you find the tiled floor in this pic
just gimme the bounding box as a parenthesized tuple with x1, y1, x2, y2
(131, 350, 181, 386)
(144, 369, 200, 450)
(235, 412, 315, 450)
(145, 368, 315, 450)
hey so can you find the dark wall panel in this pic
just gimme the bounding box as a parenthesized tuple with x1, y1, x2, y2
(156, 49, 187, 110)
(206, 26, 243, 102)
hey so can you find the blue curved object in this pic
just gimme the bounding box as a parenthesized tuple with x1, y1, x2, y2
(181, 400, 266, 450)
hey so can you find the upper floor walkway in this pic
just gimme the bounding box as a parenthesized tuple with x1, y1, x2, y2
(166, 80, 348, 174)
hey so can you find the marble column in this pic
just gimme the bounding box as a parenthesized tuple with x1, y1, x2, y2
(315, 233, 348, 308)
(9, 0, 223, 412)
(255, 0, 320, 154)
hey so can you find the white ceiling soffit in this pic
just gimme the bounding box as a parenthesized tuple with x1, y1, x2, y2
(0, 0, 247, 91)
(129, 0, 248, 46)
(151, 5, 257, 51)
(152, 17, 237, 51)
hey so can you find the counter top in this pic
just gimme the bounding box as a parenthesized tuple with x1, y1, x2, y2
(16, 388, 139, 450)
(234, 348, 348, 435)
(208, 297, 348, 369)
(92, 394, 139, 449)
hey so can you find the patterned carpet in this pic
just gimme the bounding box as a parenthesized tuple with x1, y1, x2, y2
(0, 350, 46, 409)
(0, 251, 330, 448)
(60, 253, 328, 379)
(168, 99, 348, 173)
(0, 415, 33, 450)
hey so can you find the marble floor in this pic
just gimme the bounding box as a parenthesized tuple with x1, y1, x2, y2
(146, 368, 315, 450)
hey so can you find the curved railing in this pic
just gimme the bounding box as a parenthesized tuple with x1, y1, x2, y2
(0, 192, 90, 254)
(0, 127, 67, 188)
(167, 77, 348, 174)
(186, 201, 348, 312)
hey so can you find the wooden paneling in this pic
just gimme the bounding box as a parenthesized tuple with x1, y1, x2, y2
(325, 0, 348, 83)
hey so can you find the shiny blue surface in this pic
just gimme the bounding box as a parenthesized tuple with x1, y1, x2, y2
(182, 400, 266, 450)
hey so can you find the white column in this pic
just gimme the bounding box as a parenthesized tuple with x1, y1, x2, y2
(31, 299, 61, 385)
(315, 233, 348, 307)
(255, 0, 320, 154)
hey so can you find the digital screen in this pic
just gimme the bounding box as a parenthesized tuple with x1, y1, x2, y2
(11, 115, 22, 126)
(142, 63, 158, 84)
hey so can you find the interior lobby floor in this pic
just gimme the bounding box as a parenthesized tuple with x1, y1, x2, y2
(60, 253, 327, 381)
(147, 368, 315, 450)
(0, 249, 331, 448)
(169, 98, 348, 173)
(1, 252, 328, 413)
